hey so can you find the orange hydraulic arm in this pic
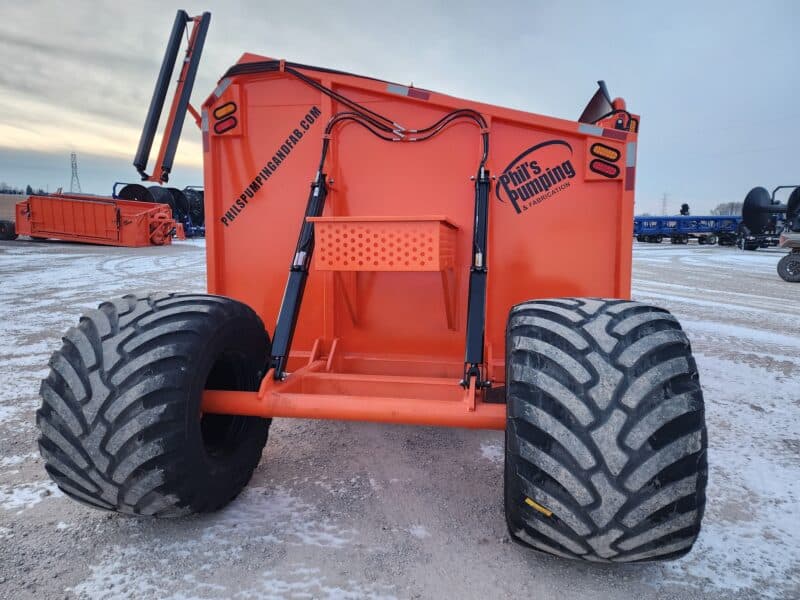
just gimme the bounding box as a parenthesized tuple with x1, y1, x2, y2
(133, 10, 210, 183)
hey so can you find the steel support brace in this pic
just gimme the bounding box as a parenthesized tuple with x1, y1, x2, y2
(270, 173, 329, 378)
(463, 167, 491, 386)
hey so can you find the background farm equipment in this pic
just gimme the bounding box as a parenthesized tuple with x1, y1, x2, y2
(12, 193, 177, 246)
(634, 215, 741, 245)
(114, 183, 206, 237)
(737, 185, 800, 250)
(35, 9, 708, 564)
(737, 185, 800, 281)
(0, 6, 210, 249)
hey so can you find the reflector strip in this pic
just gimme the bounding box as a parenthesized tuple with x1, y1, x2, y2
(213, 102, 237, 119)
(625, 166, 636, 190)
(407, 88, 430, 100)
(579, 123, 603, 136)
(602, 128, 627, 141)
(590, 143, 620, 162)
(386, 83, 430, 101)
(626, 142, 637, 167)
(213, 78, 232, 98)
(201, 109, 209, 152)
(590, 159, 620, 178)
(213, 116, 237, 134)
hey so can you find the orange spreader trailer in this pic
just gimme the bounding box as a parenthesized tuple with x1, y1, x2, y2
(36, 10, 707, 564)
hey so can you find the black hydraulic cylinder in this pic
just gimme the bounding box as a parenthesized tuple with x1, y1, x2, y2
(465, 271, 487, 366)
(159, 12, 211, 182)
(134, 10, 188, 178)
(463, 167, 491, 384)
(270, 173, 328, 378)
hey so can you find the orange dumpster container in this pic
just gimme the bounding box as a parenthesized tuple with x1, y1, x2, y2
(14, 193, 177, 246)
(199, 57, 640, 401)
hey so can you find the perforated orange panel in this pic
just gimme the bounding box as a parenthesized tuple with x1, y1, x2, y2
(309, 216, 458, 271)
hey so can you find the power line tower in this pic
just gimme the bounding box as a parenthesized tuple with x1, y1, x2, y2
(70, 152, 82, 194)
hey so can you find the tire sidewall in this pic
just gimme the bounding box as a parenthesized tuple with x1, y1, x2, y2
(174, 308, 269, 509)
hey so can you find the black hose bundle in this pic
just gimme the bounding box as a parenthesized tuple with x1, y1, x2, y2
(279, 65, 489, 175)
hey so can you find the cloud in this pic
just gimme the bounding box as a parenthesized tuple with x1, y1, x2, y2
(0, 147, 202, 195)
(0, 0, 798, 211)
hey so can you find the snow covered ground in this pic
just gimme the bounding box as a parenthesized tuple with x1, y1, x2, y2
(631, 244, 799, 597)
(0, 239, 797, 599)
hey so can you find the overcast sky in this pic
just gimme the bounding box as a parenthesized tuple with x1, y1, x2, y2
(0, 0, 797, 213)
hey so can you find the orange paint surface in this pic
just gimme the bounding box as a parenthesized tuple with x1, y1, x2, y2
(200, 56, 639, 428)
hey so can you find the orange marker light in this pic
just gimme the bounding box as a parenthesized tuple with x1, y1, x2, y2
(213, 102, 237, 119)
(590, 143, 620, 162)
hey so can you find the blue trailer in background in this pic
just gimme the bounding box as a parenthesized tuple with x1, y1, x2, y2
(634, 215, 742, 245)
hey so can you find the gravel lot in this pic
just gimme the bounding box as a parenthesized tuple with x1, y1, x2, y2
(0, 239, 798, 599)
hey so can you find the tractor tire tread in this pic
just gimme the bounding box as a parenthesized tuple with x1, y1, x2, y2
(37, 293, 268, 516)
(505, 298, 707, 562)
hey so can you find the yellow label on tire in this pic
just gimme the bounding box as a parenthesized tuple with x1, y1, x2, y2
(524, 497, 553, 517)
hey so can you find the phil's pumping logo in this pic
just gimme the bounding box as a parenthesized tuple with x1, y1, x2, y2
(496, 140, 576, 214)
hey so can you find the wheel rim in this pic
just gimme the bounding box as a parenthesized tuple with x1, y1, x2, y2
(202, 351, 257, 459)
(200, 414, 249, 458)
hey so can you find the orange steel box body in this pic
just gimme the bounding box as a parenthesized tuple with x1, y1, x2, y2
(15, 194, 176, 247)
(200, 55, 639, 429)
